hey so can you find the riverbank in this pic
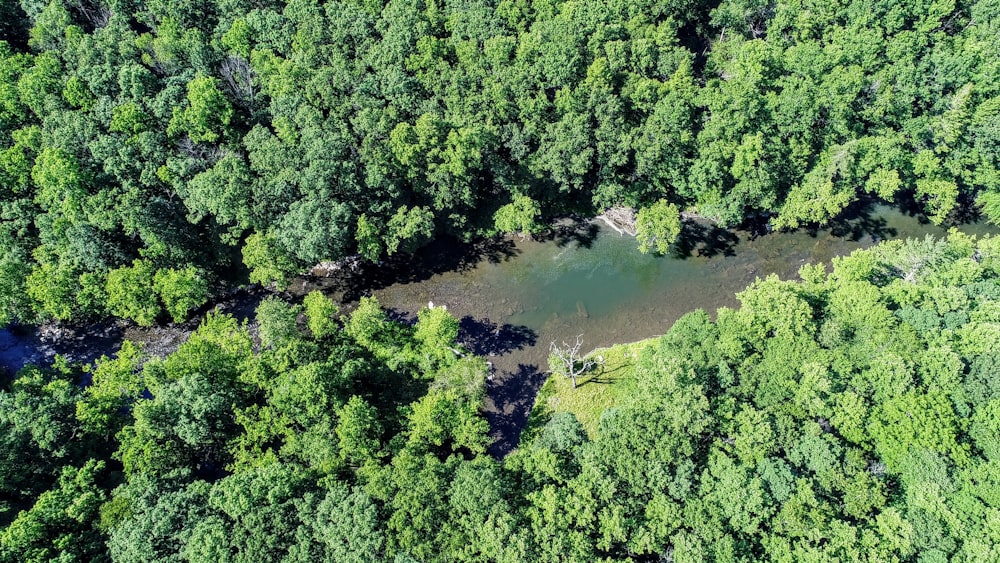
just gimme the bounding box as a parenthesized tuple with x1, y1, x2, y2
(3, 201, 994, 458)
(522, 339, 652, 443)
(0, 286, 272, 378)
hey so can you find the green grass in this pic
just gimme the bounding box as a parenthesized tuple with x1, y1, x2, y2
(521, 339, 655, 443)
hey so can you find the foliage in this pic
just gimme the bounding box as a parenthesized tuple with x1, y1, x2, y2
(254, 296, 301, 349)
(303, 291, 339, 339)
(4, 0, 1000, 556)
(0, 460, 109, 563)
(3, 0, 997, 325)
(494, 195, 541, 239)
(105, 260, 160, 326)
(242, 232, 295, 289)
(635, 200, 682, 255)
(516, 233, 1000, 560)
(153, 267, 208, 324)
(7, 233, 1000, 560)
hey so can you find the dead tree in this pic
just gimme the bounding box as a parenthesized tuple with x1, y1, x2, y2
(220, 55, 256, 108)
(69, 0, 111, 30)
(549, 335, 595, 389)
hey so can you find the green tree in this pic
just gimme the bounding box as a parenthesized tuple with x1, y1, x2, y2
(414, 305, 460, 369)
(0, 460, 109, 563)
(105, 259, 161, 326)
(336, 396, 382, 466)
(385, 206, 434, 256)
(107, 477, 213, 563)
(288, 481, 385, 563)
(355, 214, 383, 261)
(493, 195, 541, 239)
(167, 75, 234, 143)
(76, 341, 145, 437)
(153, 266, 208, 323)
(635, 200, 682, 255)
(242, 231, 296, 288)
(255, 296, 301, 349)
(303, 290, 339, 339)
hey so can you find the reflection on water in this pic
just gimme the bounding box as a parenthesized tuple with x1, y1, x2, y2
(371, 203, 995, 455)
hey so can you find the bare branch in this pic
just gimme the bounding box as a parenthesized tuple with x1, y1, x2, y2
(549, 334, 596, 389)
(69, 0, 111, 29)
(220, 55, 256, 108)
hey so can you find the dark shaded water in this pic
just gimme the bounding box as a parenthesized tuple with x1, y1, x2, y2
(2, 203, 994, 455)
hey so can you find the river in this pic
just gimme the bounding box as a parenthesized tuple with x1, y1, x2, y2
(1, 201, 994, 455)
(342, 202, 994, 454)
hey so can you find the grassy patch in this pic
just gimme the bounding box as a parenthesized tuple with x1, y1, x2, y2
(521, 339, 655, 442)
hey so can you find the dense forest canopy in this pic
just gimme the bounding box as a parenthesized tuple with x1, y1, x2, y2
(1, 0, 999, 325)
(5, 233, 1000, 561)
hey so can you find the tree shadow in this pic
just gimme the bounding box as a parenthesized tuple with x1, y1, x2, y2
(486, 363, 548, 458)
(671, 218, 740, 259)
(577, 363, 628, 386)
(817, 199, 898, 242)
(948, 190, 984, 225)
(311, 235, 520, 302)
(215, 288, 269, 323)
(829, 192, 981, 239)
(1, 319, 127, 378)
(576, 376, 614, 387)
(384, 308, 417, 326)
(191, 285, 271, 325)
(892, 189, 932, 224)
(458, 316, 537, 356)
(539, 220, 601, 249)
(0, 325, 42, 378)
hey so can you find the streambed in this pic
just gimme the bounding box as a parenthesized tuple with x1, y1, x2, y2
(2, 203, 993, 455)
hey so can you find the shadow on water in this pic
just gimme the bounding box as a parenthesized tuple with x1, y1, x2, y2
(458, 316, 537, 356)
(486, 363, 548, 458)
(542, 220, 601, 249)
(892, 190, 934, 223)
(0, 320, 125, 378)
(811, 198, 899, 242)
(671, 218, 739, 259)
(884, 190, 983, 229)
(944, 190, 984, 226)
(312, 236, 520, 302)
(210, 286, 272, 324)
(384, 308, 417, 326)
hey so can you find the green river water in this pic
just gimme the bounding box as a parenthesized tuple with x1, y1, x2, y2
(358, 203, 994, 453)
(2, 202, 994, 455)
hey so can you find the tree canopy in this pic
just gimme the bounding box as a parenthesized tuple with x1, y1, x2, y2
(2, 0, 999, 324)
(5, 234, 1000, 559)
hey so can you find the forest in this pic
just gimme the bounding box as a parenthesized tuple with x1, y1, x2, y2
(1, 0, 999, 324)
(5, 231, 1000, 561)
(4, 0, 1000, 560)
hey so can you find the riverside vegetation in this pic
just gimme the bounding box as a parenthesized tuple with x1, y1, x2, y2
(1, 0, 999, 325)
(5, 231, 1000, 561)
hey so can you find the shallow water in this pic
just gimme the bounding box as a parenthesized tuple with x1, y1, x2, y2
(2, 203, 994, 455)
(369, 203, 995, 454)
